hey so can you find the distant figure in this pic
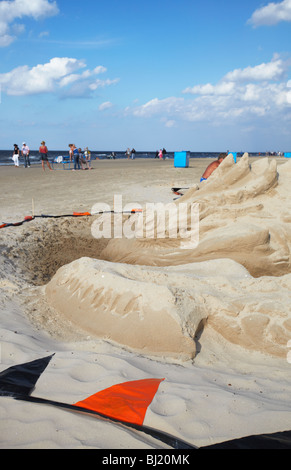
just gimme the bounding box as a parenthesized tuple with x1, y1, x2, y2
(131, 148, 136, 159)
(69, 144, 74, 161)
(69, 144, 80, 170)
(126, 148, 131, 159)
(110, 152, 116, 160)
(39, 141, 53, 171)
(84, 147, 92, 169)
(200, 153, 227, 182)
(155, 150, 159, 159)
(162, 148, 167, 159)
(21, 142, 30, 168)
(79, 148, 87, 170)
(12, 144, 20, 167)
(159, 149, 163, 159)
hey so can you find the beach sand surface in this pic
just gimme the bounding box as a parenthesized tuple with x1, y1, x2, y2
(1, 156, 291, 449)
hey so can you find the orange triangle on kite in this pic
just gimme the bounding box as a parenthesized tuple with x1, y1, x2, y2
(73, 378, 165, 426)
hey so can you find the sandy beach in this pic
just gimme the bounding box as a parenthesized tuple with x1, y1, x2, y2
(1, 155, 291, 449)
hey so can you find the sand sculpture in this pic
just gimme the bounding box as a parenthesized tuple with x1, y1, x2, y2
(46, 154, 291, 359)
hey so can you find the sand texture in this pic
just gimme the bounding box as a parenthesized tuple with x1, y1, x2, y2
(1, 156, 291, 449)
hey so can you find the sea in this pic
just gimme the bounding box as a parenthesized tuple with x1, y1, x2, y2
(0, 149, 262, 167)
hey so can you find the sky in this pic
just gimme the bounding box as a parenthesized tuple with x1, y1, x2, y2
(0, 0, 291, 152)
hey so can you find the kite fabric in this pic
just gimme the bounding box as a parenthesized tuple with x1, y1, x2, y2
(202, 430, 291, 450)
(0, 355, 195, 449)
(1, 355, 291, 449)
(0, 355, 163, 426)
(0, 354, 54, 398)
(74, 378, 165, 426)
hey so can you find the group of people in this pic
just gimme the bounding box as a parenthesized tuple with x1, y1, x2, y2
(12, 141, 53, 171)
(12, 141, 228, 180)
(125, 148, 136, 159)
(12, 141, 92, 171)
(68, 144, 92, 170)
(155, 148, 167, 159)
(12, 143, 31, 168)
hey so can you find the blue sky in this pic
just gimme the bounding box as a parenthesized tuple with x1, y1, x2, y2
(0, 0, 291, 152)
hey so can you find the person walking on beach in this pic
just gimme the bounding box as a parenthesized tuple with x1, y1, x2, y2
(84, 147, 92, 169)
(21, 142, 31, 168)
(126, 148, 131, 159)
(79, 148, 87, 170)
(12, 144, 20, 167)
(69, 144, 80, 170)
(39, 141, 53, 171)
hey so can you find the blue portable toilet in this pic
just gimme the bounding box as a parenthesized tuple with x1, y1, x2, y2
(174, 151, 190, 168)
(228, 152, 237, 163)
(284, 152, 291, 158)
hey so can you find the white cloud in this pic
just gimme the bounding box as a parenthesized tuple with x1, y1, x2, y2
(59, 66, 107, 88)
(183, 56, 289, 93)
(183, 82, 236, 95)
(181, 55, 291, 119)
(89, 78, 119, 91)
(0, 58, 84, 95)
(0, 0, 59, 46)
(11, 23, 25, 35)
(132, 97, 184, 118)
(0, 34, 14, 47)
(0, 58, 119, 98)
(93, 66, 107, 75)
(248, 0, 291, 26)
(39, 31, 49, 38)
(99, 101, 113, 111)
(223, 54, 289, 82)
(164, 120, 176, 128)
(129, 55, 291, 127)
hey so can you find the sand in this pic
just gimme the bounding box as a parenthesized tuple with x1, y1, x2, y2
(0, 155, 291, 449)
